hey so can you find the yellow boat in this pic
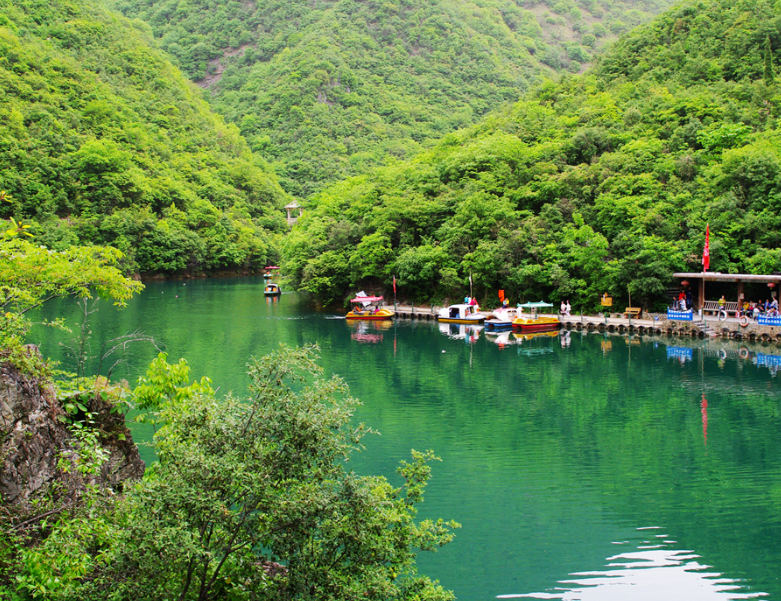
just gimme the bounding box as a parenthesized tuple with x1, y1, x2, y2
(346, 295, 394, 320)
(512, 301, 560, 332)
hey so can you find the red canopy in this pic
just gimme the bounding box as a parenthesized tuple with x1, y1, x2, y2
(264, 266, 280, 270)
(351, 296, 383, 302)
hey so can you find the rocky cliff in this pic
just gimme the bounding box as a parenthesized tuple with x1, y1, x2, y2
(0, 354, 145, 516)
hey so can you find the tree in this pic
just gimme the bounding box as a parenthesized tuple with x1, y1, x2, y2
(21, 345, 458, 601)
(765, 35, 775, 84)
(0, 238, 144, 352)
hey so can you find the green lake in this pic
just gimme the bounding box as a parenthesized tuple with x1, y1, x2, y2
(32, 277, 781, 600)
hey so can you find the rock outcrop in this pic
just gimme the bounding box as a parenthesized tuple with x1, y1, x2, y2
(0, 355, 145, 514)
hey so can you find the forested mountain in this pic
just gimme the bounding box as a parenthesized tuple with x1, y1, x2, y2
(112, 0, 677, 198)
(284, 0, 781, 309)
(0, 0, 289, 275)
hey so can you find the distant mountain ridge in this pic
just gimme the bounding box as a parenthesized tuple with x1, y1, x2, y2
(112, 0, 678, 198)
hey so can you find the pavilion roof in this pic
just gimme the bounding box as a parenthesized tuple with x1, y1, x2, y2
(673, 272, 781, 283)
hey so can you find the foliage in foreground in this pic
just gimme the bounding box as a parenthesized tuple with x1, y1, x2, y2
(7, 345, 458, 601)
(0, 191, 144, 369)
(284, 0, 781, 310)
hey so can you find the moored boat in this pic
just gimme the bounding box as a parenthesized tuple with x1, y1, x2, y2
(346, 295, 395, 320)
(512, 301, 560, 332)
(436, 303, 486, 324)
(484, 306, 518, 331)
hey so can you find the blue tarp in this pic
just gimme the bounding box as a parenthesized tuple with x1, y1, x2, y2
(667, 309, 694, 321)
(757, 315, 781, 326)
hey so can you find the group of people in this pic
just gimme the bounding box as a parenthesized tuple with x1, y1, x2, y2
(560, 299, 571, 316)
(736, 297, 779, 318)
(674, 288, 694, 311)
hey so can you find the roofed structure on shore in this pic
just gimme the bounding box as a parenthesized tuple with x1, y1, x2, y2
(673, 272, 781, 310)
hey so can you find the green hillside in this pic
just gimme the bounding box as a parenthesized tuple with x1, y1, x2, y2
(0, 0, 289, 275)
(112, 0, 677, 198)
(284, 0, 781, 309)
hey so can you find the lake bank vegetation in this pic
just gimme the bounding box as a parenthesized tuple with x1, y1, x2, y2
(0, 0, 289, 277)
(284, 0, 781, 311)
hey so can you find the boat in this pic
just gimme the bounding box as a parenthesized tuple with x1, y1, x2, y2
(263, 266, 282, 296)
(264, 282, 281, 296)
(436, 303, 486, 324)
(483, 306, 519, 331)
(345, 295, 394, 320)
(512, 301, 561, 332)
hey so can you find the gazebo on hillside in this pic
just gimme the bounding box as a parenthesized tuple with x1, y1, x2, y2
(284, 202, 303, 225)
(673, 272, 781, 313)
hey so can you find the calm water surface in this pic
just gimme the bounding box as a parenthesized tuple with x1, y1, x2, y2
(32, 278, 781, 600)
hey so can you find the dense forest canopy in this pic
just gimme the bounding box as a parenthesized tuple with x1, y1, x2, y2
(284, 0, 781, 310)
(111, 0, 678, 198)
(0, 0, 290, 275)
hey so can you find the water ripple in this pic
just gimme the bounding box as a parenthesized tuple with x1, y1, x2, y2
(498, 536, 768, 601)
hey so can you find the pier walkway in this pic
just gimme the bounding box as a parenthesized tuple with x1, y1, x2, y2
(383, 304, 781, 341)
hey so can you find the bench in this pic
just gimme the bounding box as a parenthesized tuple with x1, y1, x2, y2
(624, 307, 642, 318)
(702, 300, 739, 316)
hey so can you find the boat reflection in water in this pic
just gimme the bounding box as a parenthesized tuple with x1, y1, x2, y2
(498, 528, 767, 600)
(348, 319, 391, 343)
(483, 329, 565, 351)
(438, 323, 483, 343)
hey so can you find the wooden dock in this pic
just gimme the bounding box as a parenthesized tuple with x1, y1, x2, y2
(384, 305, 781, 342)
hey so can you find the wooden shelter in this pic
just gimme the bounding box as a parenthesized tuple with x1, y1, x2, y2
(673, 272, 781, 312)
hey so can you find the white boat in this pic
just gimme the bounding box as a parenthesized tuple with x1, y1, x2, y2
(436, 303, 486, 324)
(264, 282, 281, 296)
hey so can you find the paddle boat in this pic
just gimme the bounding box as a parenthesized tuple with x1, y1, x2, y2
(483, 306, 519, 331)
(264, 281, 281, 296)
(512, 301, 561, 332)
(346, 295, 394, 320)
(436, 303, 486, 324)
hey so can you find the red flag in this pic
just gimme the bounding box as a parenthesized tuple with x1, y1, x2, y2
(392, 275, 396, 294)
(498, 290, 505, 302)
(702, 224, 710, 271)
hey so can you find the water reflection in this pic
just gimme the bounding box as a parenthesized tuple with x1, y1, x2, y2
(348, 320, 390, 344)
(438, 323, 483, 342)
(499, 529, 767, 600)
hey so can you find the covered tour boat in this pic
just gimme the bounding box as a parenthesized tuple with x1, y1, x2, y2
(436, 303, 486, 325)
(263, 266, 282, 296)
(264, 282, 281, 296)
(346, 295, 395, 320)
(512, 301, 561, 332)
